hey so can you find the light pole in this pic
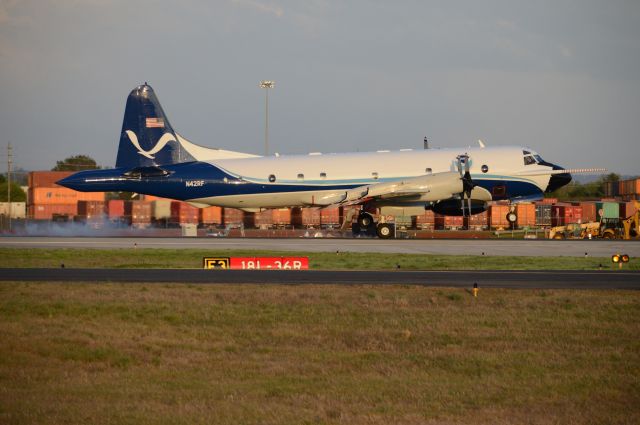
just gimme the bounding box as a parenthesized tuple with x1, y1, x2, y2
(259, 80, 274, 156)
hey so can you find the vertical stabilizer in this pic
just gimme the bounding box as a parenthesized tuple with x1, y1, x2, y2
(115, 84, 195, 168)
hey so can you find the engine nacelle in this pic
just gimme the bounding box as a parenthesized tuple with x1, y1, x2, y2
(431, 199, 488, 216)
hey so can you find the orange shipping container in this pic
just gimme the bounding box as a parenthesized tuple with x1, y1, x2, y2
(223, 208, 244, 225)
(29, 204, 77, 220)
(171, 201, 199, 224)
(29, 187, 105, 205)
(200, 206, 222, 224)
(320, 207, 342, 226)
(28, 171, 73, 188)
(515, 203, 536, 228)
(538, 198, 558, 205)
(125, 201, 152, 224)
(467, 210, 488, 227)
(107, 200, 125, 218)
(415, 210, 435, 228)
(578, 202, 597, 223)
(489, 205, 510, 228)
(620, 201, 638, 218)
(77, 201, 105, 218)
(301, 208, 321, 226)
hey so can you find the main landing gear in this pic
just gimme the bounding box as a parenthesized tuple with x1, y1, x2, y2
(352, 212, 395, 239)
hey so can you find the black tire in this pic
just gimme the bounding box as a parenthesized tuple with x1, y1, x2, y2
(357, 213, 374, 229)
(506, 212, 517, 223)
(377, 223, 394, 239)
(351, 222, 361, 236)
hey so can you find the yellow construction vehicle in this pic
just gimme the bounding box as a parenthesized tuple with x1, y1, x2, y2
(549, 201, 639, 240)
(549, 222, 602, 239)
(621, 201, 639, 239)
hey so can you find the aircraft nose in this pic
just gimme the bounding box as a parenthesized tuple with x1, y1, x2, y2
(56, 174, 85, 191)
(545, 165, 572, 193)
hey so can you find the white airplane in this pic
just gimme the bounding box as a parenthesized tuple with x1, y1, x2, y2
(59, 84, 602, 238)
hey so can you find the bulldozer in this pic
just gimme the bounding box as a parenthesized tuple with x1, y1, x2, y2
(549, 201, 639, 240)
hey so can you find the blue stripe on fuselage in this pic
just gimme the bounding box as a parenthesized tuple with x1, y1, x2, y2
(59, 161, 544, 202)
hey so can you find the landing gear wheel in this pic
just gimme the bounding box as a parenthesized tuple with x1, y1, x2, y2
(506, 212, 517, 224)
(376, 223, 394, 239)
(351, 222, 361, 236)
(357, 213, 374, 229)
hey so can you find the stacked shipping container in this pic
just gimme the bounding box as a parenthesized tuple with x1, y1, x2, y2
(28, 171, 106, 220)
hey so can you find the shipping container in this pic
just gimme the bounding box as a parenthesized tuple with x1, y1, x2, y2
(223, 208, 244, 225)
(170, 201, 199, 224)
(28, 171, 74, 188)
(28, 204, 77, 220)
(466, 210, 488, 228)
(301, 208, 321, 227)
(552, 205, 583, 226)
(124, 201, 152, 224)
(107, 200, 125, 219)
(415, 210, 435, 229)
(538, 198, 558, 205)
(595, 202, 620, 221)
(77, 201, 106, 220)
(200, 206, 223, 225)
(577, 202, 597, 223)
(152, 199, 172, 220)
(435, 214, 463, 230)
(489, 205, 511, 228)
(535, 204, 552, 226)
(515, 203, 536, 228)
(620, 201, 638, 218)
(320, 206, 343, 226)
(29, 187, 105, 205)
(0, 202, 26, 219)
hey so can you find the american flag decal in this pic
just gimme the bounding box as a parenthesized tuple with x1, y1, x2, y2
(146, 117, 165, 128)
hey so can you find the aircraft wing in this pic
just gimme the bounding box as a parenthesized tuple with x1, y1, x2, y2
(314, 171, 491, 206)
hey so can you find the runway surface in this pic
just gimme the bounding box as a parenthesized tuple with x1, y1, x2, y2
(2, 268, 639, 289)
(2, 236, 640, 257)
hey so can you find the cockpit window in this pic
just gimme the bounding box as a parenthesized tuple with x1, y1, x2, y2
(533, 154, 543, 163)
(522, 150, 537, 165)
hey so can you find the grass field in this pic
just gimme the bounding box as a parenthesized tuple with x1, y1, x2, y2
(1, 282, 639, 424)
(1, 247, 638, 270)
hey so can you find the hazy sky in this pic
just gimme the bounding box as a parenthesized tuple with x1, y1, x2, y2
(1, 1, 639, 174)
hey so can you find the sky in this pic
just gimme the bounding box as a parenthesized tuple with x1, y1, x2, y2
(1, 0, 639, 175)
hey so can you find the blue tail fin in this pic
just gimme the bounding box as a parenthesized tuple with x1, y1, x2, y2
(115, 84, 195, 168)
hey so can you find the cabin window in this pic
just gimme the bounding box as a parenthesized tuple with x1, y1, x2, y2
(320, 172, 327, 179)
(481, 165, 489, 173)
(425, 168, 432, 174)
(297, 173, 304, 180)
(372, 172, 379, 180)
(268, 174, 276, 183)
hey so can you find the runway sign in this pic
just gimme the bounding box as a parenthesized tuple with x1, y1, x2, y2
(203, 257, 309, 270)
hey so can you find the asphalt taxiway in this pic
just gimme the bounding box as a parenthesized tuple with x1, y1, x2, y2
(2, 268, 639, 289)
(1, 237, 639, 257)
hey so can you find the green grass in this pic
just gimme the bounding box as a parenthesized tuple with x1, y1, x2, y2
(0, 283, 638, 424)
(1, 248, 638, 270)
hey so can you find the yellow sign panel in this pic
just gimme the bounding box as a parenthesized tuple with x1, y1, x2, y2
(203, 257, 230, 269)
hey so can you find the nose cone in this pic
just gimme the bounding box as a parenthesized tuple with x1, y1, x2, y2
(56, 174, 85, 191)
(545, 165, 572, 193)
